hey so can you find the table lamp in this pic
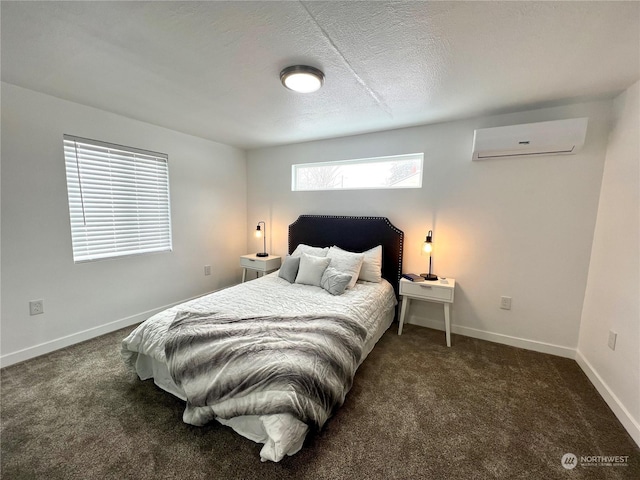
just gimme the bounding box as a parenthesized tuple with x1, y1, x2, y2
(255, 221, 268, 257)
(420, 230, 438, 281)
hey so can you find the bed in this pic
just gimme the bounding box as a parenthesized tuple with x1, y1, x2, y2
(121, 215, 404, 461)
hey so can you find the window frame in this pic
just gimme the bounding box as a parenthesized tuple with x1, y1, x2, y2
(291, 152, 424, 192)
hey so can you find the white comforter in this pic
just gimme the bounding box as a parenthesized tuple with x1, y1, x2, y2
(122, 273, 396, 461)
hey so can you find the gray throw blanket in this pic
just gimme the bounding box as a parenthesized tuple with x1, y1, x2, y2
(164, 311, 368, 429)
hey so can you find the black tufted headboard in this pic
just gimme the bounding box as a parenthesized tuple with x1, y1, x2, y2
(288, 215, 404, 298)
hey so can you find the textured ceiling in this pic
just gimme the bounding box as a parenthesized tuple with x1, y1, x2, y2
(2, 1, 639, 149)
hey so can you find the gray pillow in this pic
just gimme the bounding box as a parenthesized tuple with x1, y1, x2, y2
(295, 253, 331, 287)
(321, 267, 352, 296)
(278, 255, 300, 283)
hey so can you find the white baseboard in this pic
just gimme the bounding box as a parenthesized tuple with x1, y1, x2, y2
(407, 316, 576, 358)
(575, 350, 640, 447)
(0, 291, 217, 368)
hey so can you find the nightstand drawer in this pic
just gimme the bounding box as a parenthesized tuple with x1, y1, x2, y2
(240, 255, 281, 271)
(240, 257, 259, 269)
(400, 281, 453, 302)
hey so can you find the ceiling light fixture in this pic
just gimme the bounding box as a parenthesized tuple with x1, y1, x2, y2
(280, 65, 325, 93)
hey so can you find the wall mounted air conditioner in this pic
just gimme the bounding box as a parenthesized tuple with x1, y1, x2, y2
(471, 117, 588, 161)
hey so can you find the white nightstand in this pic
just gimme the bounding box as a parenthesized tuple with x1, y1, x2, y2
(397, 277, 456, 347)
(240, 254, 281, 282)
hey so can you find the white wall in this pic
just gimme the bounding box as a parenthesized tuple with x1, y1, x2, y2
(1, 83, 247, 366)
(247, 100, 612, 356)
(577, 81, 640, 445)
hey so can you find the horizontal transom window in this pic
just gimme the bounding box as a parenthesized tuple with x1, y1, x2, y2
(63, 135, 172, 263)
(292, 153, 423, 191)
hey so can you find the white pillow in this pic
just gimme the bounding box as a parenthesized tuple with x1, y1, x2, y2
(295, 253, 331, 287)
(359, 245, 382, 283)
(291, 244, 329, 258)
(332, 245, 382, 283)
(326, 247, 364, 289)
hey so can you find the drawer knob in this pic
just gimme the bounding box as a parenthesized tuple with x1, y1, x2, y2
(420, 285, 432, 289)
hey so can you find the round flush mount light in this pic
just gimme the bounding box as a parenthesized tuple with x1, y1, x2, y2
(280, 65, 325, 93)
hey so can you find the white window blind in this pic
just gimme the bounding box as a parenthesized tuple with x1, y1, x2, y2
(63, 135, 172, 263)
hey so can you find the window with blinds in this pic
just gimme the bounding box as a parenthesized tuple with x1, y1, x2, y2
(63, 135, 172, 263)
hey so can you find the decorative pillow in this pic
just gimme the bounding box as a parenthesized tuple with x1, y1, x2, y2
(358, 245, 383, 283)
(320, 267, 352, 296)
(326, 247, 364, 289)
(291, 244, 329, 258)
(332, 245, 382, 283)
(294, 253, 331, 287)
(278, 255, 300, 283)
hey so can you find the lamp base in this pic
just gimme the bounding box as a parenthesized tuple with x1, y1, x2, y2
(256, 252, 269, 257)
(420, 273, 438, 281)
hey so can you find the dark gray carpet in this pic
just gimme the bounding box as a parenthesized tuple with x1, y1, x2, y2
(2, 323, 638, 479)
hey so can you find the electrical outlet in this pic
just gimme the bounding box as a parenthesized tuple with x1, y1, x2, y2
(29, 299, 44, 316)
(608, 330, 617, 351)
(204, 265, 211, 276)
(500, 296, 512, 310)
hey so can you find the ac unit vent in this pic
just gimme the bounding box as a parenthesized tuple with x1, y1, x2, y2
(472, 118, 588, 161)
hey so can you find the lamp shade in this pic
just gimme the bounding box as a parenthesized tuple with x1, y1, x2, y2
(421, 230, 433, 255)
